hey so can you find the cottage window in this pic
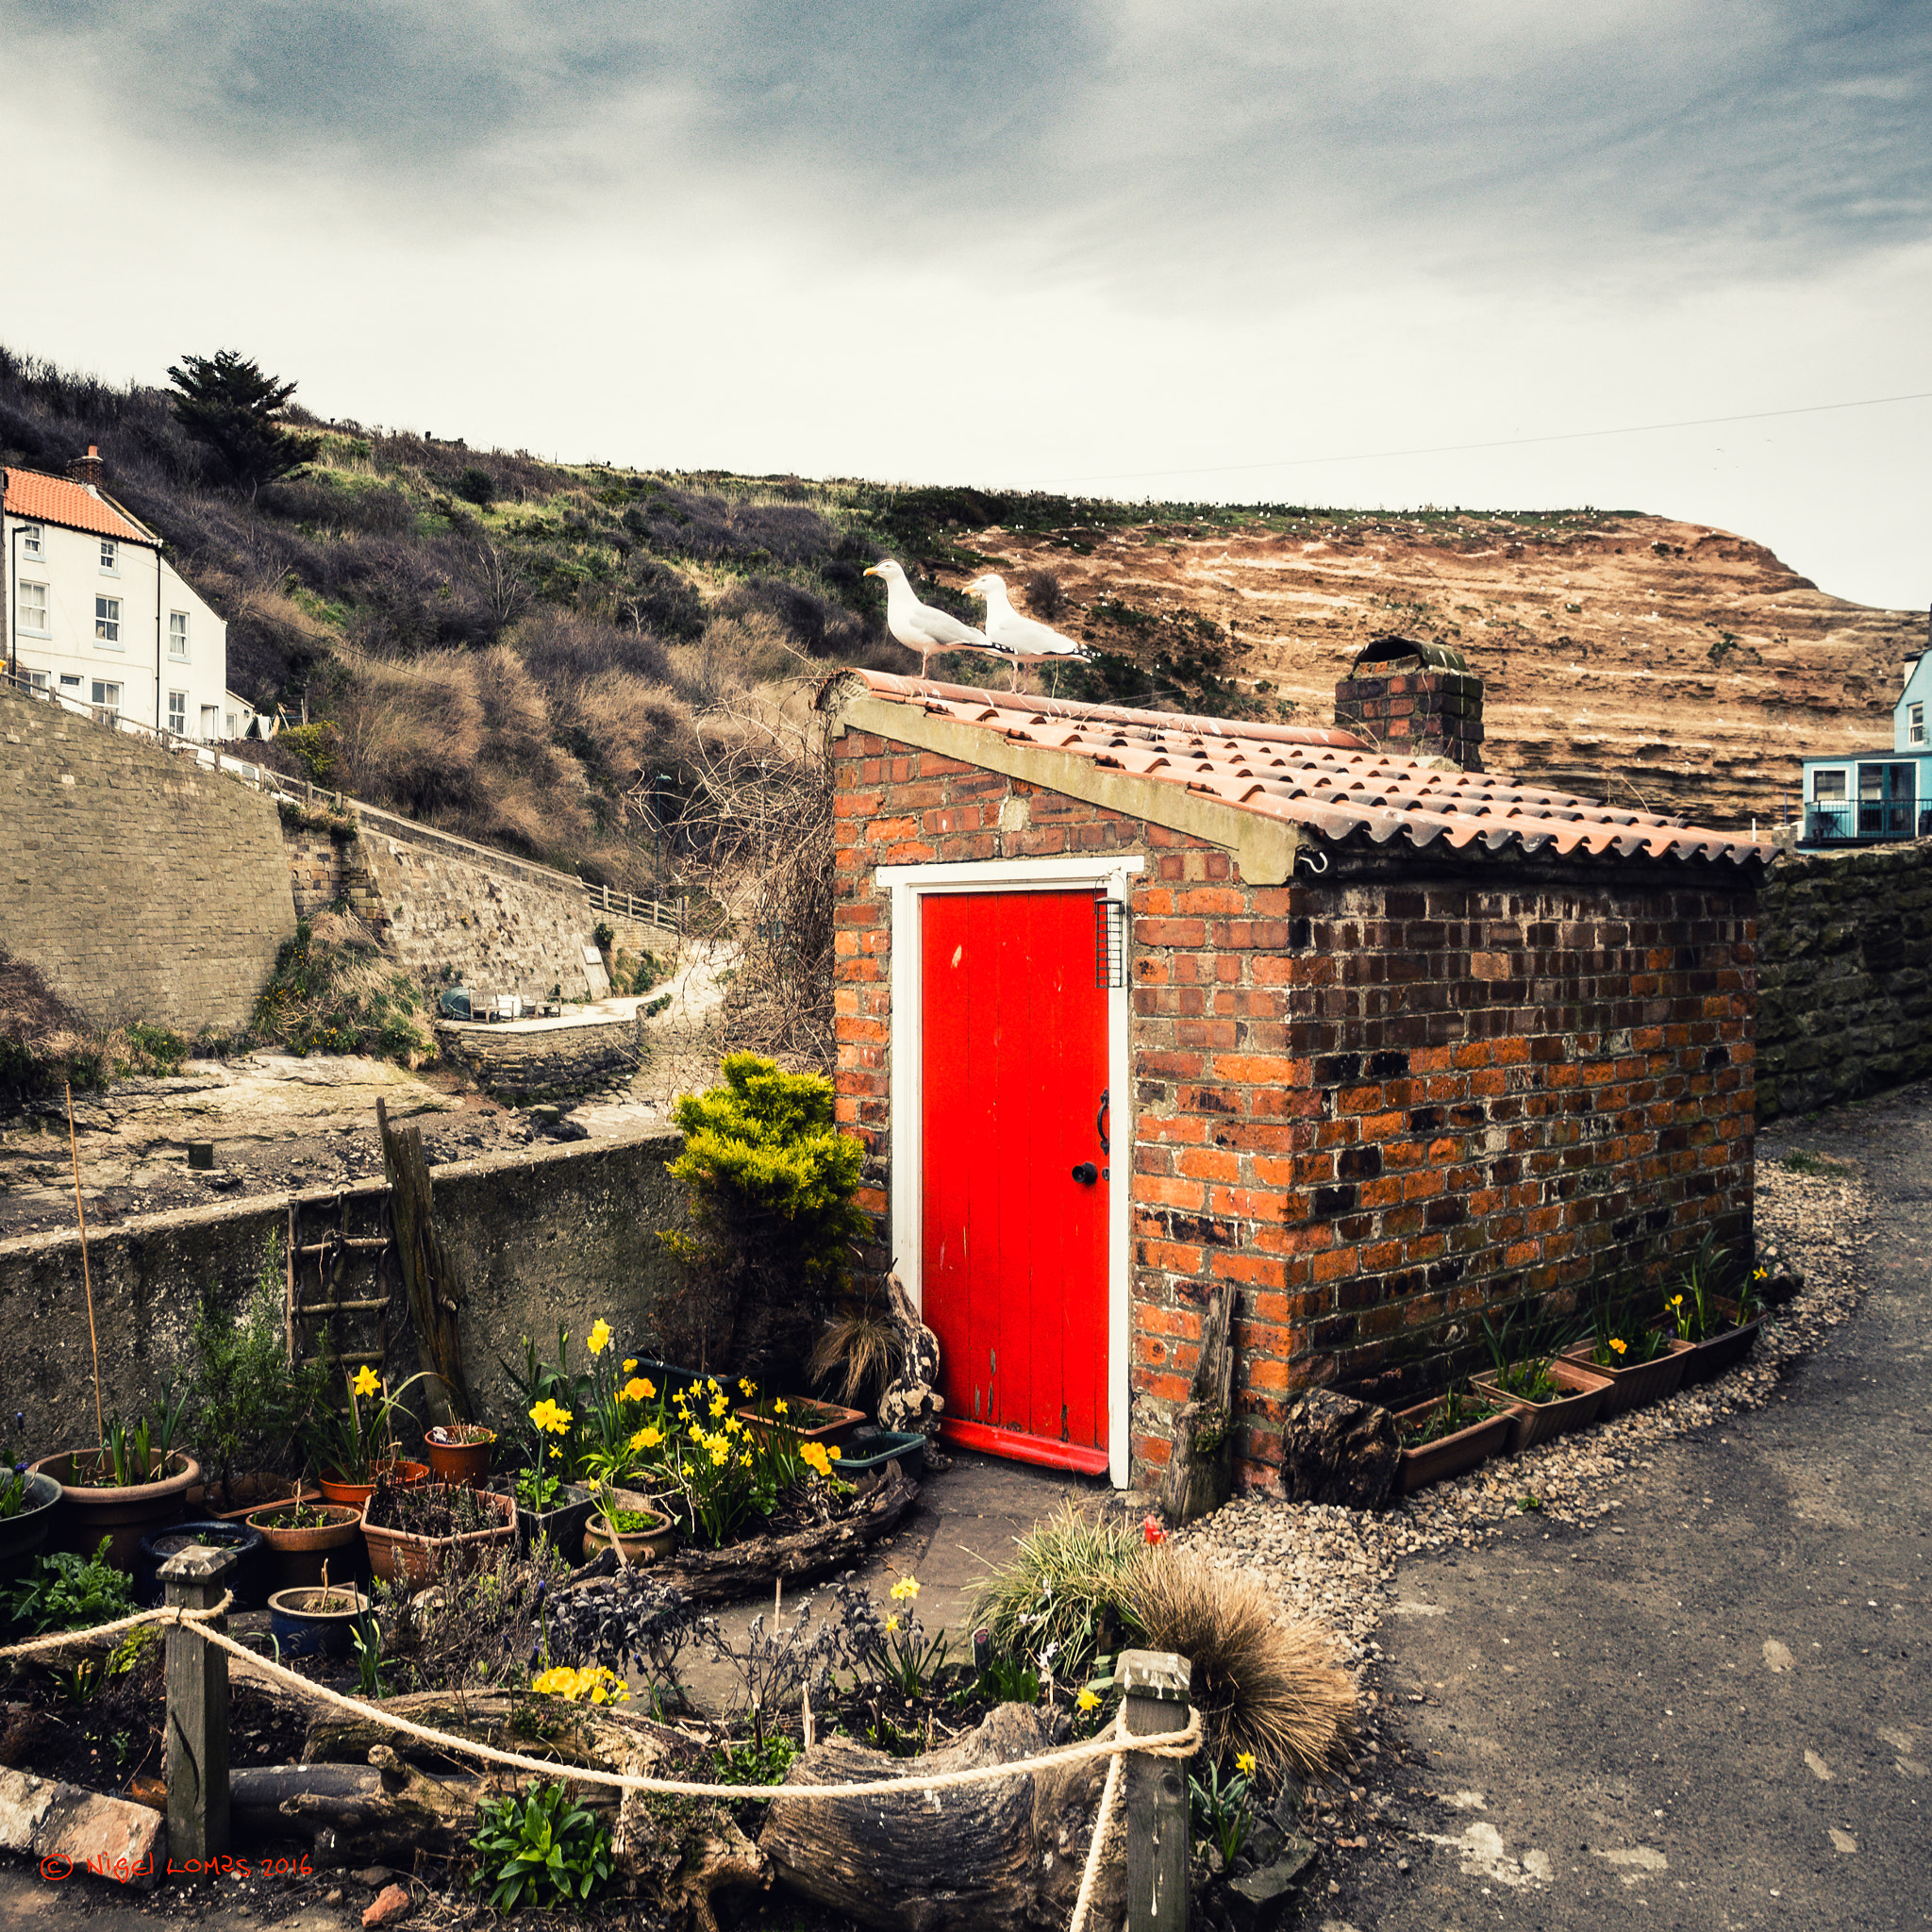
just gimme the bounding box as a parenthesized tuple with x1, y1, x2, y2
(22, 668, 48, 692)
(1811, 770, 1845, 800)
(16, 580, 48, 635)
(91, 679, 122, 724)
(59, 673, 82, 692)
(167, 690, 188, 736)
(18, 524, 42, 559)
(1912, 703, 1924, 747)
(95, 595, 121, 644)
(99, 539, 119, 574)
(169, 611, 190, 658)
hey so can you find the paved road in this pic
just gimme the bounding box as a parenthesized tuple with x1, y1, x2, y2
(1330, 1091, 1931, 1932)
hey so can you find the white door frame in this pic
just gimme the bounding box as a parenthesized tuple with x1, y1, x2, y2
(878, 853, 1142, 1488)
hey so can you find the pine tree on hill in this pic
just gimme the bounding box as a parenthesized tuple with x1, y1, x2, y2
(165, 348, 320, 492)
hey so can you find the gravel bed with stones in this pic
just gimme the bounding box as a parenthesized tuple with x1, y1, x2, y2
(1173, 1158, 1874, 1674)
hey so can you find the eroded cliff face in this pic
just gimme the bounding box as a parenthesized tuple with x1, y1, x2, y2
(953, 511, 1922, 829)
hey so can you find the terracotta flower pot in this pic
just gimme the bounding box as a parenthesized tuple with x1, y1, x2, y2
(359, 1484, 515, 1591)
(202, 1474, 321, 1523)
(1557, 1339, 1694, 1417)
(1468, 1358, 1612, 1453)
(581, 1498, 676, 1566)
(1392, 1398, 1513, 1495)
(29, 1450, 202, 1570)
(318, 1460, 430, 1508)
(735, 1396, 867, 1452)
(0, 1473, 63, 1585)
(1678, 1299, 1766, 1386)
(245, 1501, 365, 1593)
(423, 1428, 496, 1488)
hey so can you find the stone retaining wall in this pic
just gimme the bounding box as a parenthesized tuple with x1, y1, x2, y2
(435, 1010, 645, 1098)
(1756, 838, 1932, 1118)
(0, 1131, 689, 1450)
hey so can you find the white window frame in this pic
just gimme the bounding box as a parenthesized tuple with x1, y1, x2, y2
(58, 673, 82, 691)
(91, 679, 122, 724)
(22, 668, 48, 692)
(16, 579, 49, 636)
(17, 524, 42, 560)
(1811, 768, 1846, 801)
(878, 851, 1143, 1488)
(95, 594, 122, 646)
(99, 539, 120, 575)
(167, 690, 188, 736)
(1911, 703, 1924, 747)
(168, 610, 190, 659)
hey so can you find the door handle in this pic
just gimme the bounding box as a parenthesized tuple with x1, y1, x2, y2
(1071, 1162, 1099, 1186)
(1096, 1088, 1109, 1155)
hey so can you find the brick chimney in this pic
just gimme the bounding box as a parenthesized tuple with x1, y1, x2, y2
(66, 445, 105, 490)
(1335, 634, 1485, 772)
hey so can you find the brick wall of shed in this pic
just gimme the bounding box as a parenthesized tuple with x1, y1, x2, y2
(830, 722, 1759, 1492)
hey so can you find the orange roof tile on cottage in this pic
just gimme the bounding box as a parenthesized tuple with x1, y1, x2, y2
(822, 668, 1774, 870)
(3, 467, 154, 546)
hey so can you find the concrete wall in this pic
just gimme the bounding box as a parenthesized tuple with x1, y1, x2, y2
(0, 681, 296, 1032)
(0, 1130, 693, 1455)
(1756, 838, 1932, 1119)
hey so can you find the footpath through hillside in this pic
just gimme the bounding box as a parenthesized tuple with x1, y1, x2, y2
(1324, 1088, 1930, 1932)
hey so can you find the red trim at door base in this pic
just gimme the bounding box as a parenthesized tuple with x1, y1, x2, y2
(940, 1418, 1110, 1475)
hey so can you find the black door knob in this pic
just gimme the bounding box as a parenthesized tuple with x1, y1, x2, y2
(1071, 1161, 1099, 1186)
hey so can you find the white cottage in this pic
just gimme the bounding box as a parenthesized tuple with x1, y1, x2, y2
(3, 450, 250, 741)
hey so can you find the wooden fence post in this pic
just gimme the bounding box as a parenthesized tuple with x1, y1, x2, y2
(162, 1543, 238, 1863)
(1120, 1647, 1191, 1932)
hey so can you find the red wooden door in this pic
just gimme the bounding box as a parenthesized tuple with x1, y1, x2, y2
(920, 890, 1110, 1473)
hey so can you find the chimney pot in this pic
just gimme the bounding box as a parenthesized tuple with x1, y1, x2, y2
(66, 445, 105, 489)
(1335, 634, 1485, 772)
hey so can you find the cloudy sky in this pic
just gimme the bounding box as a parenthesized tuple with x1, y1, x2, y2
(10, 2, 1929, 607)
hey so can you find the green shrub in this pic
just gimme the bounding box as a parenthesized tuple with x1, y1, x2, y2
(279, 722, 341, 782)
(468, 1781, 613, 1911)
(4, 1539, 134, 1637)
(661, 1054, 868, 1387)
(966, 1502, 1143, 1682)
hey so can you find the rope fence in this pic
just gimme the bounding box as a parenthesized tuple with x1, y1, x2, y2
(2, 1570, 1200, 1928)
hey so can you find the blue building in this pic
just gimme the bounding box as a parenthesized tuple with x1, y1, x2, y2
(1799, 644, 1932, 845)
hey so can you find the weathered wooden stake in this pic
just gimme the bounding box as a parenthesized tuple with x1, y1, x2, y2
(1121, 1647, 1191, 1932)
(163, 1544, 237, 1864)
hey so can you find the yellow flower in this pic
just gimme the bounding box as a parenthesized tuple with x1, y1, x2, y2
(739, 1377, 754, 1396)
(886, 1615, 900, 1633)
(740, 1452, 753, 1467)
(587, 1319, 612, 1357)
(1669, 1294, 1684, 1307)
(1753, 1266, 1769, 1281)
(890, 1575, 920, 1601)
(1076, 1688, 1100, 1713)
(1608, 1337, 1627, 1356)
(623, 1377, 655, 1404)
(353, 1365, 380, 1398)
(800, 1441, 833, 1478)
(529, 1398, 574, 1435)
(709, 1394, 729, 1419)
(773, 1398, 788, 1416)
(549, 1446, 561, 1459)
(829, 1445, 841, 1460)
(705, 1377, 720, 1392)
(629, 1425, 663, 1452)
(1235, 1751, 1257, 1776)
(709, 1440, 730, 1466)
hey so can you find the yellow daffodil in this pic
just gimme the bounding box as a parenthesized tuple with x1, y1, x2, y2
(1669, 1294, 1684, 1307)
(890, 1575, 920, 1601)
(709, 1441, 730, 1466)
(353, 1365, 380, 1398)
(709, 1394, 729, 1419)
(629, 1425, 663, 1452)
(623, 1358, 638, 1374)
(739, 1377, 754, 1396)
(886, 1615, 900, 1633)
(740, 1452, 753, 1467)
(623, 1376, 655, 1404)
(587, 1319, 612, 1357)
(773, 1398, 788, 1416)
(529, 1398, 574, 1435)
(1235, 1751, 1257, 1776)
(1609, 1337, 1627, 1356)
(1076, 1688, 1100, 1713)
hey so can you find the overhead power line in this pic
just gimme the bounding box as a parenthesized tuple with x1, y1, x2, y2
(1048, 387, 1932, 490)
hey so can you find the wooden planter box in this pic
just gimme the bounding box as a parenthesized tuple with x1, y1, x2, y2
(1392, 1399, 1512, 1495)
(1557, 1339, 1694, 1417)
(1469, 1358, 1612, 1453)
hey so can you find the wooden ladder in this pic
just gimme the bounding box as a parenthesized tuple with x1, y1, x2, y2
(286, 1184, 398, 1386)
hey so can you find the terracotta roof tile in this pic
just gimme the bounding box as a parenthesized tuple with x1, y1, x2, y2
(3, 468, 153, 545)
(823, 669, 1773, 872)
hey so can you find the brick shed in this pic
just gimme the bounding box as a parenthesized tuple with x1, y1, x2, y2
(820, 652, 1771, 1492)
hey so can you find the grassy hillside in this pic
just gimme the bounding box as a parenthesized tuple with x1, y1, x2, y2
(0, 346, 1372, 896)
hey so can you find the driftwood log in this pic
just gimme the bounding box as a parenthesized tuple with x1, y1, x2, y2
(293, 1693, 769, 1928)
(1155, 1288, 1236, 1526)
(760, 1703, 1123, 1932)
(377, 1095, 471, 1427)
(658, 1460, 920, 1604)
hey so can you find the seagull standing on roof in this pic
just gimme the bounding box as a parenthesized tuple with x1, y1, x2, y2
(864, 559, 990, 680)
(966, 574, 1090, 691)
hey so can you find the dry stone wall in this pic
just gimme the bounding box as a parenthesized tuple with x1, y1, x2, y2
(1756, 840, 1932, 1119)
(0, 683, 295, 1033)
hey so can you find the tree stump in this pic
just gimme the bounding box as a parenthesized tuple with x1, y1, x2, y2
(1155, 1290, 1236, 1526)
(760, 1703, 1122, 1932)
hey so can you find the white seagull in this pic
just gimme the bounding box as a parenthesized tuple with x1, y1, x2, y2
(966, 574, 1090, 690)
(864, 558, 991, 679)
